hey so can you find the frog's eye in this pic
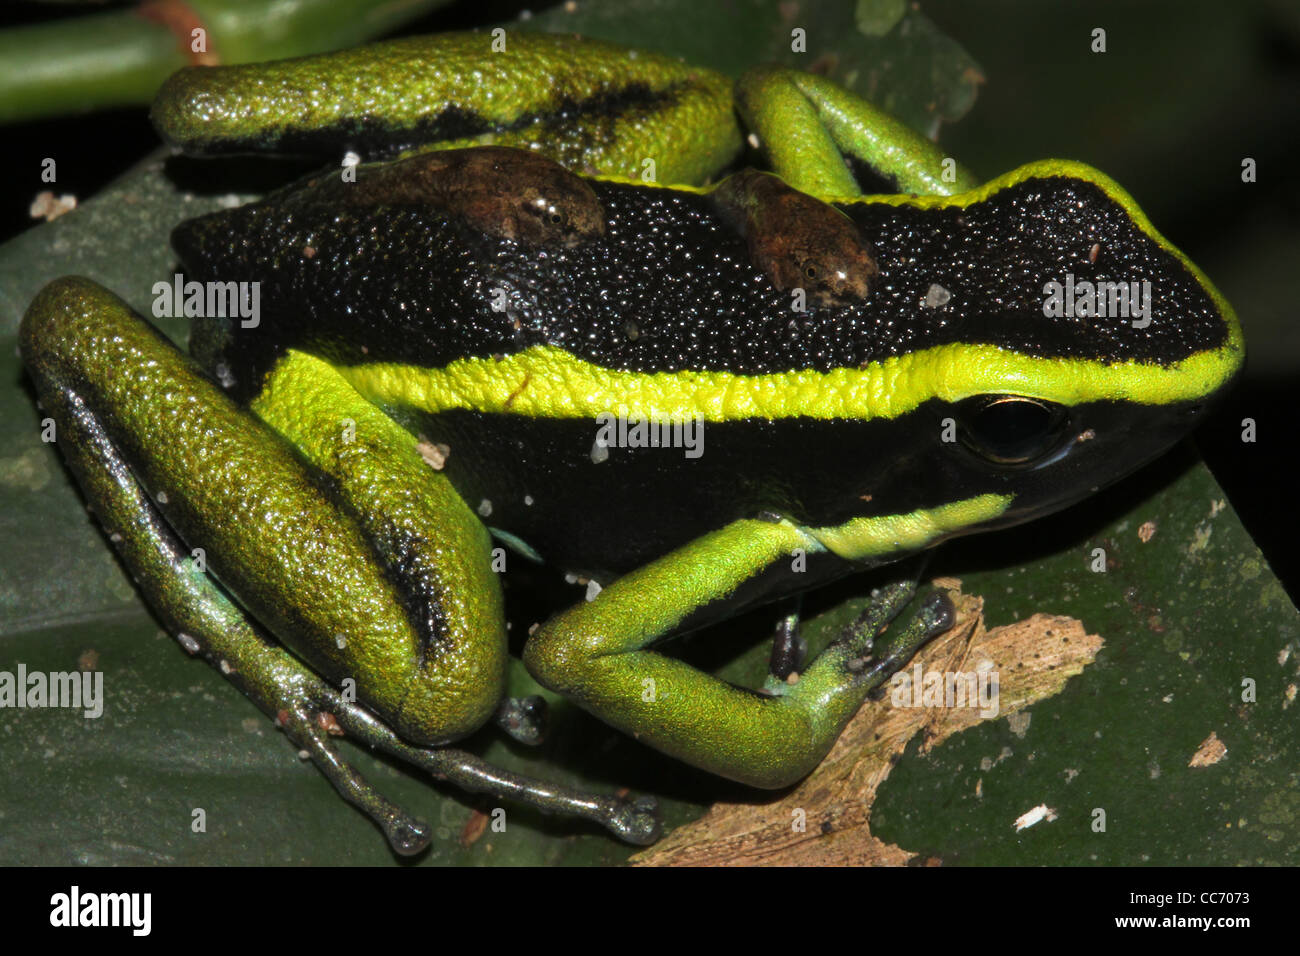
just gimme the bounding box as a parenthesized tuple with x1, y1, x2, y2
(804, 264, 818, 280)
(956, 396, 1069, 466)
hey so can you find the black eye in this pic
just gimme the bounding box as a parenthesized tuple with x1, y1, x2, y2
(958, 396, 1069, 465)
(550, 212, 563, 224)
(805, 265, 818, 279)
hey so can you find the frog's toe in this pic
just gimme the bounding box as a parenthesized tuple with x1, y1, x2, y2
(606, 794, 663, 846)
(493, 694, 549, 746)
(276, 702, 434, 857)
(384, 816, 434, 857)
(858, 590, 957, 698)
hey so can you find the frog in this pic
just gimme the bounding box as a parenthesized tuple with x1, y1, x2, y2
(19, 30, 1244, 856)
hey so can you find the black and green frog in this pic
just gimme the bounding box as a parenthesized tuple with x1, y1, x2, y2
(20, 31, 1243, 854)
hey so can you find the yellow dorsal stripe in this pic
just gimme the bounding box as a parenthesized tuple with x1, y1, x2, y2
(337, 338, 1241, 424)
(328, 159, 1242, 424)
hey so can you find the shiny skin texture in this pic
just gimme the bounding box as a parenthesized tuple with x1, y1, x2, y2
(173, 151, 1240, 580)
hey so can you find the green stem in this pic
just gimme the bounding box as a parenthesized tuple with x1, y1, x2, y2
(0, 0, 455, 124)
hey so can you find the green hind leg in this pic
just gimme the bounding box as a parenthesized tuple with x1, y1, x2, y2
(20, 278, 660, 850)
(735, 66, 979, 197)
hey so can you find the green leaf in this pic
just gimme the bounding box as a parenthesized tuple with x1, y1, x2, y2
(530, 0, 981, 135)
(855, 0, 907, 37)
(873, 451, 1300, 865)
(3, 0, 1292, 868)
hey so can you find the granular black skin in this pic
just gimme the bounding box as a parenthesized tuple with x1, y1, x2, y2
(387, 396, 1202, 582)
(175, 172, 1228, 404)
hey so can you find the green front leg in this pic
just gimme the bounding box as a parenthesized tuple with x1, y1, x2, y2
(524, 519, 953, 789)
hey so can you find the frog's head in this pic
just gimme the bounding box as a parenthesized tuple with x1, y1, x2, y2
(802, 160, 1244, 561)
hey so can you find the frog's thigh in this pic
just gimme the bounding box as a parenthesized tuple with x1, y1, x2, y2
(20, 278, 503, 745)
(524, 520, 890, 789)
(248, 348, 510, 741)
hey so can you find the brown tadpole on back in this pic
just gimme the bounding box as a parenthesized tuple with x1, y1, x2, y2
(305, 145, 607, 247)
(712, 168, 878, 307)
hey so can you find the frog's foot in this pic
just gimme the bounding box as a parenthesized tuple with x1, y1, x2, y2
(253, 676, 660, 849)
(765, 578, 954, 696)
(734, 65, 979, 198)
(604, 795, 663, 846)
(767, 597, 807, 682)
(225, 671, 656, 852)
(843, 586, 956, 698)
(326, 695, 663, 846)
(274, 698, 433, 856)
(493, 695, 548, 746)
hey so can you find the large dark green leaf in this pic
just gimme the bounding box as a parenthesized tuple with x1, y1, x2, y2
(872, 453, 1300, 865)
(1, 0, 1293, 866)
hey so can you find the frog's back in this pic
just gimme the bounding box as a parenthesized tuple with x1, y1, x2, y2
(176, 172, 1232, 576)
